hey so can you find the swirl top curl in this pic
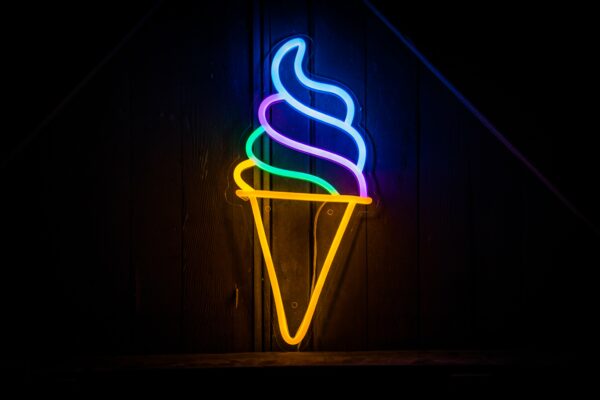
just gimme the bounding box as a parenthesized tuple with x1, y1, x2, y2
(245, 37, 368, 197)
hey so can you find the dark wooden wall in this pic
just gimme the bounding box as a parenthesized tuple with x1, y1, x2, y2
(1, 0, 596, 356)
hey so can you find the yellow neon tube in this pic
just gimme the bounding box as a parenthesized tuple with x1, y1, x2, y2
(234, 159, 372, 204)
(235, 159, 370, 345)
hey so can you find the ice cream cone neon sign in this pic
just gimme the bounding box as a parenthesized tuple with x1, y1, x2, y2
(234, 37, 372, 345)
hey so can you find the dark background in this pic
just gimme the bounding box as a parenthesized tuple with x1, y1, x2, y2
(374, 1, 599, 228)
(4, 1, 598, 225)
(1, 0, 597, 384)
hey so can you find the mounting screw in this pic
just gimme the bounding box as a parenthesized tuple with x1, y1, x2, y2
(235, 285, 239, 309)
(291, 301, 298, 309)
(327, 208, 334, 216)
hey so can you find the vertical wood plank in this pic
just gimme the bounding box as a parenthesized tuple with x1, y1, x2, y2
(85, 58, 134, 353)
(129, 8, 182, 352)
(251, 0, 264, 352)
(34, 48, 135, 354)
(465, 114, 525, 349)
(1, 130, 56, 355)
(311, 0, 369, 350)
(364, 10, 420, 348)
(266, 0, 312, 350)
(259, 0, 273, 351)
(178, 0, 253, 352)
(4, 2, 595, 357)
(418, 67, 472, 347)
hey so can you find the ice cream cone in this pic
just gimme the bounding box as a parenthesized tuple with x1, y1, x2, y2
(234, 159, 371, 345)
(232, 37, 373, 345)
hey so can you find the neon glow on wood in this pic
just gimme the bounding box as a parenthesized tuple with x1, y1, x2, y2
(233, 37, 372, 345)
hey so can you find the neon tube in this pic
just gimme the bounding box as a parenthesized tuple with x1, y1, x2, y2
(232, 37, 373, 346)
(234, 159, 371, 205)
(270, 38, 366, 172)
(245, 126, 339, 194)
(258, 94, 368, 197)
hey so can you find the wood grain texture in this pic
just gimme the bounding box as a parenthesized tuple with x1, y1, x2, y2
(20, 351, 586, 395)
(82, 58, 134, 354)
(418, 67, 472, 347)
(266, 0, 312, 350)
(2, 0, 595, 357)
(1, 127, 57, 356)
(35, 51, 135, 354)
(80, 350, 527, 370)
(129, 9, 182, 352)
(257, 0, 273, 352)
(364, 11, 420, 348)
(465, 113, 525, 348)
(311, 0, 369, 350)
(177, 1, 254, 353)
(251, 0, 264, 352)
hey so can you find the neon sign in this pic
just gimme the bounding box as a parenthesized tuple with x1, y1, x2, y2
(234, 37, 372, 345)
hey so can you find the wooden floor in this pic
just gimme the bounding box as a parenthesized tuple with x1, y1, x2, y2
(5, 351, 586, 395)
(80, 350, 543, 369)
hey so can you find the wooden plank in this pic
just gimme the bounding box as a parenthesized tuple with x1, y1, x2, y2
(418, 66, 472, 347)
(364, 10, 420, 348)
(311, 0, 369, 350)
(83, 57, 134, 353)
(129, 8, 182, 352)
(27, 52, 135, 354)
(535, 198, 598, 350)
(260, 0, 273, 351)
(250, 0, 266, 352)
(467, 115, 598, 350)
(177, 0, 253, 352)
(464, 113, 525, 348)
(6, 1, 595, 357)
(0, 134, 56, 355)
(79, 350, 525, 369)
(26, 352, 584, 395)
(266, 0, 312, 350)
(40, 88, 98, 354)
(465, 102, 598, 351)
